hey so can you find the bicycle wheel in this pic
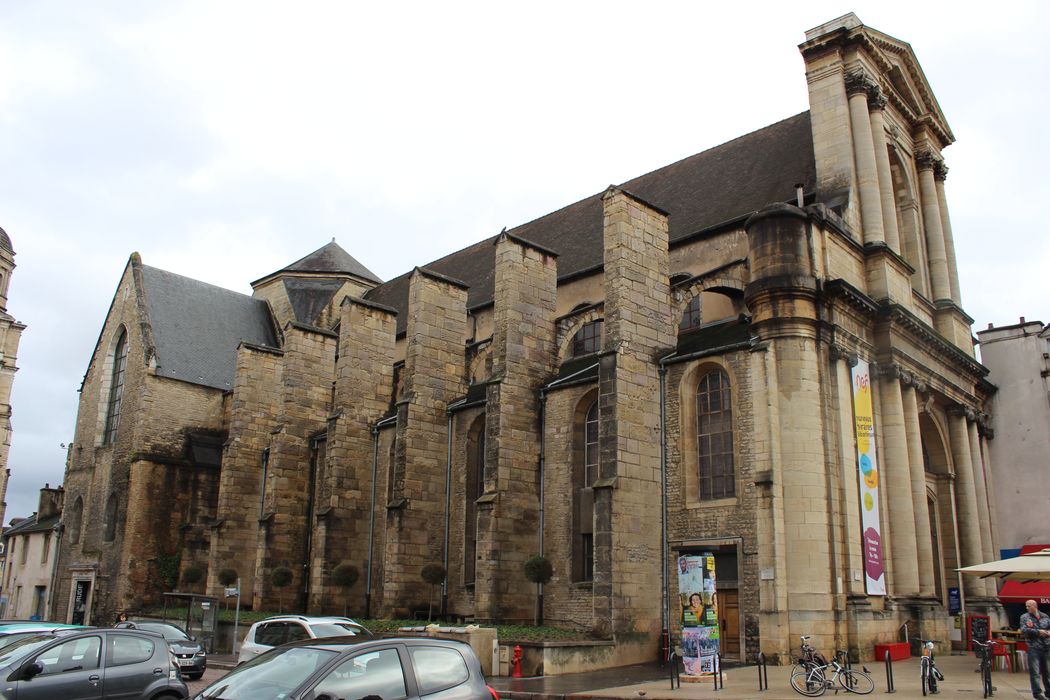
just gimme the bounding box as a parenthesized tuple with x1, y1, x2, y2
(921, 658, 929, 696)
(791, 669, 828, 697)
(928, 665, 938, 695)
(838, 669, 874, 695)
(983, 662, 993, 698)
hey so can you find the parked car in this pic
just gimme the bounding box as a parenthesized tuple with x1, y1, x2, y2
(0, 627, 188, 699)
(115, 620, 207, 679)
(0, 622, 88, 650)
(196, 636, 497, 700)
(237, 615, 371, 664)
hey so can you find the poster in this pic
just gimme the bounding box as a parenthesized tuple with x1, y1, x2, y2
(677, 554, 719, 675)
(850, 360, 886, 595)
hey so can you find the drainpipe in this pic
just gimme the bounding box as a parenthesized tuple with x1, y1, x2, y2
(537, 388, 548, 624)
(365, 419, 386, 618)
(443, 401, 466, 618)
(658, 361, 670, 635)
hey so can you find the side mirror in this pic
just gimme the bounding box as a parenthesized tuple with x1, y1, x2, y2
(23, 661, 44, 679)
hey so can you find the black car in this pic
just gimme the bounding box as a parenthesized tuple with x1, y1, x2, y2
(116, 620, 207, 679)
(193, 636, 497, 700)
(0, 627, 188, 699)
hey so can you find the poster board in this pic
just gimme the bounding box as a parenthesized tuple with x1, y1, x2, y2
(677, 554, 719, 675)
(967, 614, 990, 650)
(850, 360, 886, 595)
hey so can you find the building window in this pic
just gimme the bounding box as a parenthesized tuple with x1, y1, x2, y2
(103, 493, 118, 542)
(571, 320, 602, 357)
(41, 532, 50, 564)
(103, 329, 129, 445)
(697, 370, 734, 500)
(679, 295, 701, 331)
(68, 497, 84, 545)
(33, 586, 46, 619)
(19, 537, 27, 565)
(573, 396, 598, 582)
(464, 415, 485, 585)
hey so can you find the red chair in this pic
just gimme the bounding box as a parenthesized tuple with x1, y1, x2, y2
(991, 639, 1014, 673)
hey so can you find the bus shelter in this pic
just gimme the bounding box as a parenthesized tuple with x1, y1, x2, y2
(160, 592, 220, 652)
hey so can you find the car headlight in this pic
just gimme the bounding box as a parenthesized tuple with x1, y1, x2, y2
(196, 651, 206, 657)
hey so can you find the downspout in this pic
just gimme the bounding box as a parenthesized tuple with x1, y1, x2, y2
(538, 388, 547, 624)
(302, 438, 320, 613)
(443, 398, 467, 618)
(657, 357, 671, 635)
(365, 416, 396, 617)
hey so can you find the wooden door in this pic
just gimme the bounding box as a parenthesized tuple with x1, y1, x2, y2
(716, 589, 740, 657)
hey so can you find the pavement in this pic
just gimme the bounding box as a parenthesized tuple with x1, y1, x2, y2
(488, 652, 1038, 700)
(205, 647, 1040, 700)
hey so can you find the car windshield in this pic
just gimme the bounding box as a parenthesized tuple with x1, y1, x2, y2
(132, 622, 190, 641)
(0, 634, 58, 667)
(309, 622, 370, 638)
(195, 646, 338, 699)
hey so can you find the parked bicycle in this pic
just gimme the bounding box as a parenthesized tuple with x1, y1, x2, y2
(915, 638, 944, 696)
(793, 635, 825, 675)
(790, 646, 874, 696)
(972, 638, 999, 698)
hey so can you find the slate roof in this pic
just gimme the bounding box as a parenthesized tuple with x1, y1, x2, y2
(0, 226, 12, 255)
(140, 264, 278, 391)
(365, 112, 816, 335)
(283, 278, 347, 325)
(3, 513, 60, 538)
(266, 240, 381, 284)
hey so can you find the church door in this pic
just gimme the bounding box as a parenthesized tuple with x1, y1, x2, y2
(716, 589, 740, 658)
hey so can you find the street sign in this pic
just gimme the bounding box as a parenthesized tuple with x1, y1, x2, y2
(225, 587, 240, 598)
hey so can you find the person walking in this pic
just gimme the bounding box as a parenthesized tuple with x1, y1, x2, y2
(1020, 599, 1050, 699)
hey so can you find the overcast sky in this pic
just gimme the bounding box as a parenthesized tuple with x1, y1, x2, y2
(1, 1, 1047, 523)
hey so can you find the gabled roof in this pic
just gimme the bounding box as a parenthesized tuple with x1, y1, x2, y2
(140, 264, 278, 391)
(365, 112, 816, 334)
(255, 240, 382, 286)
(3, 513, 60, 538)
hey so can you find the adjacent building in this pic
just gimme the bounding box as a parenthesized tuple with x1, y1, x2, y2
(1, 486, 64, 620)
(52, 14, 1000, 663)
(0, 227, 24, 534)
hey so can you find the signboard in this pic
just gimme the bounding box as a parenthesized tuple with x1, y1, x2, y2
(948, 587, 961, 615)
(71, 580, 91, 625)
(677, 554, 719, 675)
(967, 614, 990, 650)
(850, 360, 886, 595)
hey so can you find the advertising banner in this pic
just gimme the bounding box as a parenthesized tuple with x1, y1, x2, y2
(677, 554, 719, 675)
(850, 360, 886, 595)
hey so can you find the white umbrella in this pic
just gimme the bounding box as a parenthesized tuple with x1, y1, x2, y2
(957, 547, 1050, 582)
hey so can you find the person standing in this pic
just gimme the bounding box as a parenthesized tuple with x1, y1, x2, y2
(1020, 599, 1050, 699)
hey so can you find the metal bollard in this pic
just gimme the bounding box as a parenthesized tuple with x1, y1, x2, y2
(713, 654, 724, 691)
(669, 651, 680, 689)
(757, 652, 768, 691)
(884, 649, 895, 693)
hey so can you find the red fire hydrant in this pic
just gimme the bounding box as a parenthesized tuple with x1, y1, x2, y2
(512, 645, 523, 678)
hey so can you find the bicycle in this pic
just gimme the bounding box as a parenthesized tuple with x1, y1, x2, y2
(790, 647, 874, 696)
(972, 638, 999, 698)
(916, 638, 945, 696)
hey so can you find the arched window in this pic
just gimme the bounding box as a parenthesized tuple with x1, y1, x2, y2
(464, 415, 486, 585)
(679, 296, 701, 331)
(571, 320, 602, 357)
(103, 329, 129, 445)
(697, 370, 734, 500)
(67, 497, 84, 545)
(573, 397, 598, 582)
(103, 492, 118, 542)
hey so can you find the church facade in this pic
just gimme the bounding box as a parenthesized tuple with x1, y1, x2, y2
(51, 14, 1001, 664)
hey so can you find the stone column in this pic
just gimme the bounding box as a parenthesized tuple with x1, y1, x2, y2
(868, 93, 901, 253)
(947, 411, 983, 598)
(596, 187, 674, 649)
(845, 72, 885, 245)
(878, 369, 918, 596)
(475, 231, 558, 623)
(902, 384, 935, 597)
(916, 151, 951, 301)
(934, 163, 962, 306)
(967, 419, 996, 597)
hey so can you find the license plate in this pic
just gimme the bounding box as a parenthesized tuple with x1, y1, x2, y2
(178, 659, 194, 666)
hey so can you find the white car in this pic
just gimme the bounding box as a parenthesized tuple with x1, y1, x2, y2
(237, 615, 372, 664)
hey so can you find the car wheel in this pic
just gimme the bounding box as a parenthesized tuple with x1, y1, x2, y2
(151, 693, 182, 700)
(187, 673, 203, 680)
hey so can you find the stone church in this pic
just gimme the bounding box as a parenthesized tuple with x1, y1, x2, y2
(52, 14, 1001, 664)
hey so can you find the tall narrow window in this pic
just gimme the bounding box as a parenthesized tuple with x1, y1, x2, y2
(68, 497, 84, 545)
(464, 415, 485, 585)
(679, 296, 702, 331)
(103, 492, 118, 542)
(103, 329, 129, 445)
(571, 320, 602, 357)
(697, 370, 734, 500)
(573, 397, 598, 582)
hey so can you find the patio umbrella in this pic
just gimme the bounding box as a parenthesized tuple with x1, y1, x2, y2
(957, 547, 1050, 582)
